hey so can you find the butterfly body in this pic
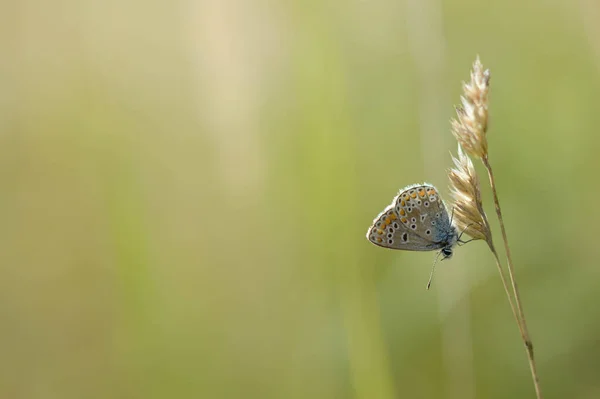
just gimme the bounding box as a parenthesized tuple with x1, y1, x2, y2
(366, 183, 458, 259)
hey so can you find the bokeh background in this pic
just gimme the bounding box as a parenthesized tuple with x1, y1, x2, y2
(2, 0, 600, 398)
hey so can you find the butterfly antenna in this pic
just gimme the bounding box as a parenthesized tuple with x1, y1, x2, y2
(426, 250, 444, 290)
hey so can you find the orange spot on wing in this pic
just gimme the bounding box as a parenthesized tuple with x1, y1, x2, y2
(400, 217, 407, 224)
(399, 209, 406, 216)
(410, 192, 417, 198)
(389, 214, 397, 220)
(400, 200, 405, 206)
(418, 190, 426, 197)
(376, 237, 383, 243)
(385, 217, 391, 224)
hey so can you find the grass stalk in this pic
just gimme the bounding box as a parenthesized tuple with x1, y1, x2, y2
(482, 155, 542, 399)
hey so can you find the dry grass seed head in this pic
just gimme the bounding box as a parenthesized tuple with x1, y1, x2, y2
(448, 145, 491, 243)
(451, 56, 491, 159)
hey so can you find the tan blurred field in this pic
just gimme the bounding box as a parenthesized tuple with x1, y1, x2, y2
(2, 1, 600, 398)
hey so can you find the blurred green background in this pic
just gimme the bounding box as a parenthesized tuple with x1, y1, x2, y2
(2, 0, 600, 398)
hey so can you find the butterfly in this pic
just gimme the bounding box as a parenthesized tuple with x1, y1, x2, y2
(366, 183, 461, 288)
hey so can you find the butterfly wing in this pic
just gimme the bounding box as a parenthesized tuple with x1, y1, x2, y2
(366, 184, 453, 251)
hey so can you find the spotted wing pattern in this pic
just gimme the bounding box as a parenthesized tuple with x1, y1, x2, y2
(366, 184, 453, 251)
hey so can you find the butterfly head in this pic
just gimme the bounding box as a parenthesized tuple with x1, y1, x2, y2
(441, 246, 454, 259)
(439, 224, 458, 259)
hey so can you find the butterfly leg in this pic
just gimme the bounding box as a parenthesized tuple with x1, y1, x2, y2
(457, 222, 478, 245)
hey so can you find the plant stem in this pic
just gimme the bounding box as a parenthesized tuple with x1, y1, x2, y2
(476, 191, 522, 337)
(482, 155, 542, 399)
(486, 239, 524, 340)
